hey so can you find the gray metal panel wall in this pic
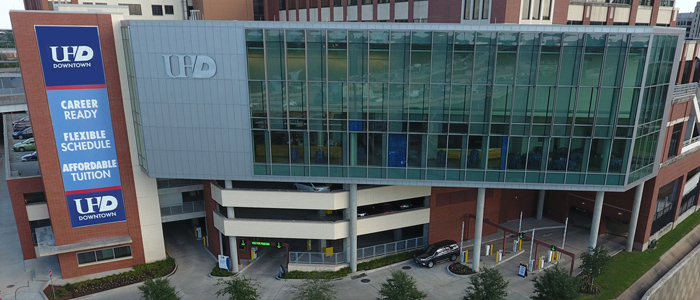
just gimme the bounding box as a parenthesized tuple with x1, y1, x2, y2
(128, 21, 253, 180)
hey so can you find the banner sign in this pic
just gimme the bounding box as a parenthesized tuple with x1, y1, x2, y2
(35, 26, 126, 228)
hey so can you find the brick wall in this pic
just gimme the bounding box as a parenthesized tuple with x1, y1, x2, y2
(7, 176, 45, 260)
(11, 11, 145, 278)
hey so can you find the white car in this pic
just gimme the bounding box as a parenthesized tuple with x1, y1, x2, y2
(293, 182, 331, 192)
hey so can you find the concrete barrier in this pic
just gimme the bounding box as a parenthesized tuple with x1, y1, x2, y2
(642, 243, 700, 300)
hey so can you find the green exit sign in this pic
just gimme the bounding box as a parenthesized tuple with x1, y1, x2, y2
(251, 241, 271, 246)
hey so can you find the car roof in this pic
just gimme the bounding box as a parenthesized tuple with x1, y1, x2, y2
(432, 240, 458, 247)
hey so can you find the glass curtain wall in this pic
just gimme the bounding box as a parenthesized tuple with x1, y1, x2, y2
(245, 28, 676, 186)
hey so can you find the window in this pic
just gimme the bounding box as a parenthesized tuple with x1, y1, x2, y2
(119, 3, 142, 15)
(152, 4, 163, 16)
(164, 5, 174, 14)
(24, 192, 46, 204)
(667, 123, 682, 159)
(77, 245, 132, 265)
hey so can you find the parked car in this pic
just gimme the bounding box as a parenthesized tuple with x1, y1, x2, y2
(21, 151, 38, 162)
(12, 121, 31, 131)
(12, 127, 33, 140)
(414, 240, 460, 268)
(12, 116, 30, 127)
(293, 182, 331, 192)
(13, 138, 35, 152)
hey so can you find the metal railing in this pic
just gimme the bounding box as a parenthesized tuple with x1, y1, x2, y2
(289, 237, 425, 265)
(0, 87, 24, 95)
(289, 251, 347, 265)
(673, 83, 699, 99)
(160, 200, 205, 216)
(357, 237, 424, 261)
(683, 136, 700, 147)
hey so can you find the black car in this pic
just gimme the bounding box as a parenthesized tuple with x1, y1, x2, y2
(413, 240, 460, 268)
(21, 151, 38, 162)
(13, 127, 33, 140)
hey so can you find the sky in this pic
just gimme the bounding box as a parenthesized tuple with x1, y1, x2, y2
(0, 0, 24, 30)
(0, 0, 699, 29)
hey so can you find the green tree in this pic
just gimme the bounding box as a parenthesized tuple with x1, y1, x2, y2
(377, 270, 427, 300)
(463, 267, 508, 300)
(293, 278, 337, 300)
(215, 276, 260, 300)
(531, 265, 580, 300)
(579, 245, 611, 294)
(138, 278, 180, 300)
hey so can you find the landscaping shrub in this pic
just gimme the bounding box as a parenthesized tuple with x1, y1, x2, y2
(449, 262, 476, 275)
(211, 264, 236, 277)
(282, 268, 352, 279)
(46, 257, 176, 299)
(357, 250, 420, 271)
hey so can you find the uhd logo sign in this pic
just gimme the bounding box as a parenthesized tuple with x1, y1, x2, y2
(74, 195, 118, 215)
(49, 46, 94, 69)
(68, 190, 126, 227)
(50, 46, 94, 62)
(163, 55, 216, 78)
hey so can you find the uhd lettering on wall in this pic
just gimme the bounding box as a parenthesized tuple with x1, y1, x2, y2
(35, 26, 126, 228)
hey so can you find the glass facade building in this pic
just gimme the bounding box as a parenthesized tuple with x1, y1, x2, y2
(245, 28, 679, 187)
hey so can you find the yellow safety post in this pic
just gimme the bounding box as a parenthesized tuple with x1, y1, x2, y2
(203, 237, 206, 246)
(464, 250, 468, 263)
(490, 244, 493, 255)
(537, 257, 541, 270)
(518, 239, 522, 251)
(496, 252, 499, 263)
(251, 249, 255, 260)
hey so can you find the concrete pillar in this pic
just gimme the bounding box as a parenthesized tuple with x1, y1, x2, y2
(225, 180, 233, 189)
(472, 188, 485, 272)
(423, 224, 429, 243)
(588, 191, 605, 251)
(626, 182, 645, 252)
(227, 207, 235, 218)
(349, 184, 358, 272)
(229, 236, 239, 272)
(319, 239, 327, 252)
(219, 233, 224, 256)
(536, 190, 546, 220)
(393, 228, 403, 241)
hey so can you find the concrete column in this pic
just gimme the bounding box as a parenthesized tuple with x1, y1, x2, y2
(423, 224, 429, 243)
(472, 188, 485, 272)
(225, 180, 233, 189)
(626, 182, 645, 252)
(227, 207, 235, 218)
(229, 236, 239, 272)
(393, 228, 403, 241)
(349, 184, 358, 272)
(319, 239, 327, 252)
(588, 191, 605, 251)
(219, 233, 224, 256)
(536, 190, 546, 220)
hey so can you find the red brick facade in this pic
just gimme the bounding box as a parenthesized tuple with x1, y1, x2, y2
(11, 11, 145, 278)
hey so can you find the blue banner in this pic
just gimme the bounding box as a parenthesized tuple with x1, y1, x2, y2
(36, 26, 126, 228)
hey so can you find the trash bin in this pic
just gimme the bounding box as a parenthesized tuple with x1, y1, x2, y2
(649, 239, 658, 249)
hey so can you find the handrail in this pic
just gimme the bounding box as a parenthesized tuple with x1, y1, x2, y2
(160, 200, 205, 216)
(289, 237, 424, 265)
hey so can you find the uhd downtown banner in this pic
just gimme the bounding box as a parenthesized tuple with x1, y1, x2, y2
(35, 26, 126, 228)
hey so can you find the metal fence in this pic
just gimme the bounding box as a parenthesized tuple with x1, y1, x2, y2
(160, 200, 205, 216)
(289, 251, 347, 265)
(357, 237, 424, 261)
(288, 237, 425, 265)
(0, 87, 24, 95)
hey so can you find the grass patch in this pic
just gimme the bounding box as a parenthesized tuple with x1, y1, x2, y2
(283, 250, 421, 279)
(582, 209, 700, 299)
